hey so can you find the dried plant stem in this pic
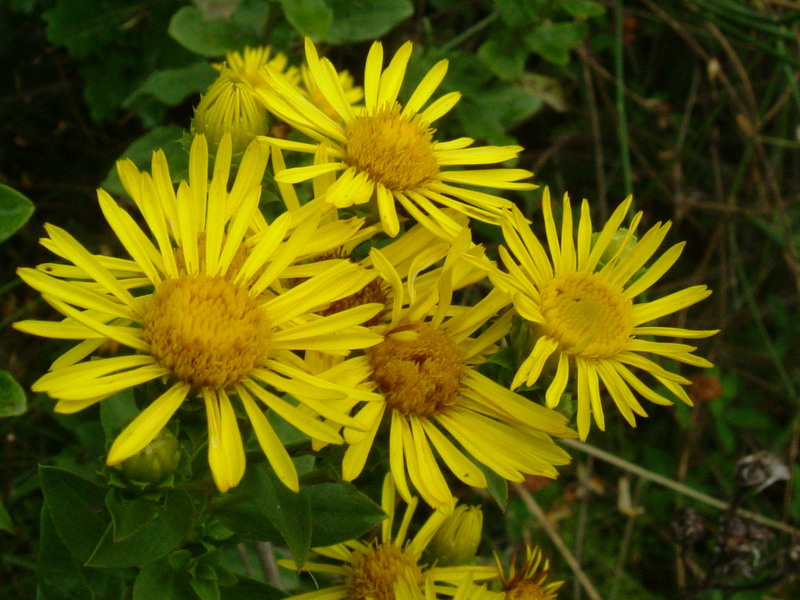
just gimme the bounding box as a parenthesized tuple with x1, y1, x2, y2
(563, 440, 798, 535)
(511, 483, 604, 600)
(257, 541, 281, 587)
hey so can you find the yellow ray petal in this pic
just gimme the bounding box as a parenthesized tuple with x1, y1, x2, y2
(106, 383, 190, 465)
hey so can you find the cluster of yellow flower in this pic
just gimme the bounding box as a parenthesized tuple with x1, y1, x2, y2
(16, 39, 717, 600)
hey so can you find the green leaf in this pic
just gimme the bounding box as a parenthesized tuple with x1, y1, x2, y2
(526, 21, 586, 65)
(561, 0, 606, 18)
(480, 462, 509, 509)
(325, 0, 413, 44)
(477, 29, 529, 80)
(0, 369, 27, 417)
(43, 0, 140, 59)
(125, 61, 218, 108)
(0, 185, 34, 244)
(134, 559, 196, 600)
(220, 577, 287, 600)
(37, 506, 114, 600)
(303, 482, 386, 547)
(215, 463, 311, 566)
(39, 465, 110, 562)
(102, 125, 186, 197)
(519, 72, 567, 112)
(191, 576, 221, 600)
(86, 489, 194, 568)
(0, 499, 13, 534)
(168, 0, 270, 58)
(281, 0, 332, 40)
(456, 84, 542, 145)
(100, 388, 139, 443)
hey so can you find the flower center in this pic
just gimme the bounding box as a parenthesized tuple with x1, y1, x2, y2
(506, 581, 551, 600)
(144, 275, 271, 389)
(369, 322, 463, 417)
(349, 543, 423, 600)
(540, 272, 633, 358)
(345, 108, 439, 191)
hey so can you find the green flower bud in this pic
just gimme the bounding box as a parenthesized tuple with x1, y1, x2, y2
(429, 504, 483, 566)
(120, 428, 180, 484)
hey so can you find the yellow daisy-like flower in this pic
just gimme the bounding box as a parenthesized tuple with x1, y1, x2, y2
(492, 546, 563, 600)
(492, 189, 718, 440)
(14, 134, 382, 493)
(309, 232, 574, 510)
(194, 66, 269, 154)
(280, 474, 496, 600)
(255, 38, 535, 239)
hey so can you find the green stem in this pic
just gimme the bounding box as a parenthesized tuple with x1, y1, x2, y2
(614, 0, 633, 200)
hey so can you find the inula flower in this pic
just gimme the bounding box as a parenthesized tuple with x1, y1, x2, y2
(492, 546, 563, 600)
(491, 189, 717, 440)
(255, 39, 535, 239)
(308, 232, 574, 510)
(280, 474, 496, 600)
(15, 134, 382, 492)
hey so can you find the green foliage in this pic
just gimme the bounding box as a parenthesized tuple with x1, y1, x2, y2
(280, 0, 332, 41)
(3, 1, 799, 598)
(168, 0, 270, 58)
(302, 482, 386, 546)
(0, 500, 13, 534)
(0, 184, 34, 244)
(0, 370, 27, 418)
(323, 0, 413, 43)
(214, 462, 311, 565)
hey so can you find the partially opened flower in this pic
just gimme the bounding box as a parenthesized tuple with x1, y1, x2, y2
(492, 189, 718, 440)
(308, 231, 574, 510)
(15, 134, 382, 493)
(280, 474, 496, 600)
(492, 546, 563, 600)
(215, 45, 298, 88)
(255, 39, 535, 239)
(194, 66, 269, 154)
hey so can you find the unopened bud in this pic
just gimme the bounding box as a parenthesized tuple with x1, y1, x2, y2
(120, 428, 180, 484)
(429, 505, 483, 566)
(193, 67, 268, 154)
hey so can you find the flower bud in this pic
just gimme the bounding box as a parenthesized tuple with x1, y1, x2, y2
(120, 428, 180, 484)
(429, 504, 483, 566)
(193, 67, 267, 154)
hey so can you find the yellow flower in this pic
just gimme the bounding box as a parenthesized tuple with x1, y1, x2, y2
(492, 189, 718, 440)
(15, 134, 383, 493)
(255, 39, 535, 239)
(193, 66, 268, 154)
(493, 546, 563, 600)
(309, 231, 574, 510)
(280, 474, 496, 600)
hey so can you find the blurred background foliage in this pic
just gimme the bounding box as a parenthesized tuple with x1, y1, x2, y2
(1, 0, 799, 598)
